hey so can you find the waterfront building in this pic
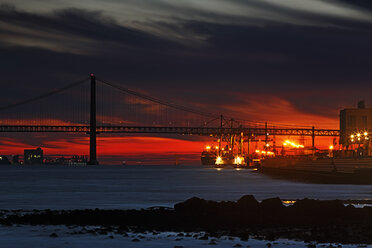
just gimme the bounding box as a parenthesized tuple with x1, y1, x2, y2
(24, 147, 43, 164)
(339, 101, 372, 155)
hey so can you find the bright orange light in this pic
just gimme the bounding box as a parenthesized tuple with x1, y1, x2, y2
(234, 156, 244, 165)
(329, 145, 334, 150)
(215, 156, 223, 165)
(364, 132, 368, 136)
(206, 146, 211, 150)
(357, 133, 361, 137)
(283, 140, 304, 148)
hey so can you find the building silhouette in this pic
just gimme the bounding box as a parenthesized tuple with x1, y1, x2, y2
(0, 155, 11, 165)
(340, 101, 372, 155)
(24, 147, 43, 164)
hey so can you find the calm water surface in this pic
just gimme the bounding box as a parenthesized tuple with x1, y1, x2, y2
(0, 165, 370, 210)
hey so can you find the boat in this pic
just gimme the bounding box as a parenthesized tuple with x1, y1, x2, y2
(201, 145, 218, 165)
(201, 144, 251, 168)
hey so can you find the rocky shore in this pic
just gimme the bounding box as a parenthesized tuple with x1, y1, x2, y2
(1, 196, 371, 245)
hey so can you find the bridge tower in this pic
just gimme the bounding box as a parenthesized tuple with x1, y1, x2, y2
(88, 74, 98, 165)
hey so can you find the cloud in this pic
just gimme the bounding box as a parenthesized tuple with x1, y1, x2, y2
(219, 93, 339, 128)
(1, 2, 372, 137)
(0, 4, 180, 55)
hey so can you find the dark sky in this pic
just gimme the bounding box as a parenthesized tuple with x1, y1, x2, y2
(1, 0, 372, 127)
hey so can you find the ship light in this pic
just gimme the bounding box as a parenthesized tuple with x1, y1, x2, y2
(215, 156, 223, 165)
(206, 146, 211, 150)
(234, 156, 243, 165)
(329, 145, 334, 150)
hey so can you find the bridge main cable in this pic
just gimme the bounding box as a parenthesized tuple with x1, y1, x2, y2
(97, 79, 219, 119)
(0, 78, 87, 111)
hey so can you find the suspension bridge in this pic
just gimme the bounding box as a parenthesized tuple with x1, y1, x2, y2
(0, 74, 339, 164)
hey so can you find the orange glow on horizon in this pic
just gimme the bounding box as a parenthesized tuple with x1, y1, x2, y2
(0, 136, 208, 156)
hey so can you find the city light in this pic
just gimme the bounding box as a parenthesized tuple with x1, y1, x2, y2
(329, 145, 334, 150)
(256, 150, 275, 156)
(349, 131, 369, 143)
(206, 146, 211, 150)
(283, 140, 304, 148)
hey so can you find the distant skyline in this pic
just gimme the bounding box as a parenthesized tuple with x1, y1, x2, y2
(1, 0, 372, 160)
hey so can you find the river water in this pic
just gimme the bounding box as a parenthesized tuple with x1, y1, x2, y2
(0, 165, 371, 210)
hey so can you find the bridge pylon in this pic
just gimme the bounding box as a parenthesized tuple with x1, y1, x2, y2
(88, 73, 98, 165)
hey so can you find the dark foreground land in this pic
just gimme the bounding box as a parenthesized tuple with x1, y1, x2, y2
(1, 196, 372, 245)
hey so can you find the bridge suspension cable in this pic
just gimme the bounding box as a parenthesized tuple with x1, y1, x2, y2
(97, 78, 317, 129)
(97, 79, 219, 119)
(0, 78, 87, 112)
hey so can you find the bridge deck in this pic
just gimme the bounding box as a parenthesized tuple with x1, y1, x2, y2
(0, 125, 340, 136)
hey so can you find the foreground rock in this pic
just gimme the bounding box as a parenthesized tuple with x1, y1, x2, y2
(1, 196, 371, 244)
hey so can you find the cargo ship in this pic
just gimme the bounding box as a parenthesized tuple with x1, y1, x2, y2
(200, 144, 248, 168)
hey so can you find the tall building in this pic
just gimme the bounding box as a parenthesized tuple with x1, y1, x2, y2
(339, 101, 372, 153)
(24, 147, 43, 164)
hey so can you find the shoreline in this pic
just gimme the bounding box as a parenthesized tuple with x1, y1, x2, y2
(1, 195, 372, 245)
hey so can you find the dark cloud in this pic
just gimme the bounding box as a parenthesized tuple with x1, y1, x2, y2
(0, 4, 181, 55)
(1, 3, 372, 127)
